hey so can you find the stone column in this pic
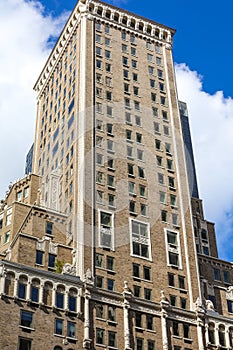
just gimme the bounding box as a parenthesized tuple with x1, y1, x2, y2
(122, 281, 132, 350)
(160, 291, 169, 350)
(196, 316, 205, 350)
(83, 288, 91, 349)
(0, 264, 6, 295)
(225, 328, 230, 349)
(39, 282, 44, 305)
(205, 324, 210, 345)
(13, 276, 19, 299)
(215, 324, 220, 348)
(52, 286, 56, 308)
(26, 280, 31, 302)
(64, 288, 69, 311)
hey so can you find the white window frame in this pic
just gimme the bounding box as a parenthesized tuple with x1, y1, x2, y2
(130, 219, 152, 261)
(98, 209, 114, 250)
(165, 228, 182, 269)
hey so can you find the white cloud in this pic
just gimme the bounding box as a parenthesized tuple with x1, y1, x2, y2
(0, 0, 68, 198)
(176, 63, 233, 260)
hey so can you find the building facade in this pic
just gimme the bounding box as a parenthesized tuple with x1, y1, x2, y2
(0, 1, 233, 349)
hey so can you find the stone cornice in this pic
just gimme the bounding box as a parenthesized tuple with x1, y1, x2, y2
(33, 0, 176, 97)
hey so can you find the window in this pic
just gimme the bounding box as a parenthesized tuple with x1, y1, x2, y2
(183, 324, 190, 339)
(134, 101, 140, 110)
(36, 250, 43, 265)
(96, 303, 104, 318)
(96, 276, 103, 288)
(136, 338, 143, 350)
(166, 230, 181, 268)
(135, 116, 141, 126)
(143, 266, 151, 280)
(55, 319, 63, 335)
(18, 280, 26, 299)
(136, 133, 142, 143)
(160, 191, 166, 204)
(108, 306, 116, 322)
(158, 69, 163, 78)
(129, 200, 136, 213)
(45, 221, 53, 235)
(96, 46, 102, 56)
(170, 295, 176, 306)
(105, 50, 111, 59)
(56, 289, 64, 309)
(134, 285, 141, 297)
(107, 106, 113, 117)
(140, 204, 147, 216)
(96, 34, 101, 43)
(128, 163, 134, 176)
(99, 211, 114, 249)
(137, 149, 143, 161)
(96, 153, 104, 166)
(168, 273, 175, 286)
(106, 91, 112, 101)
(96, 171, 104, 184)
(122, 56, 128, 66)
(4, 231, 10, 244)
(105, 25, 110, 34)
(125, 112, 131, 124)
(150, 79, 156, 88)
(154, 122, 160, 133)
(107, 175, 115, 188)
(224, 270, 230, 284)
(133, 263, 140, 278)
(107, 140, 114, 152)
(122, 44, 127, 52)
(108, 331, 117, 347)
(131, 220, 151, 259)
(168, 177, 175, 188)
(178, 276, 185, 290)
(17, 191, 22, 201)
(131, 47, 136, 56)
(108, 157, 114, 169)
(155, 139, 161, 150)
(227, 300, 233, 313)
(122, 31, 126, 40)
(125, 98, 130, 108)
(48, 254, 56, 268)
(108, 194, 115, 207)
(20, 310, 33, 328)
(67, 322, 76, 338)
(173, 321, 179, 336)
(132, 60, 137, 69)
(156, 56, 162, 66)
(138, 166, 145, 178)
(148, 340, 155, 350)
(96, 254, 103, 268)
(208, 323, 215, 344)
(133, 72, 138, 82)
(96, 329, 105, 345)
(139, 185, 146, 198)
(144, 288, 151, 300)
(134, 86, 139, 96)
(214, 268, 221, 281)
(146, 315, 153, 330)
(148, 66, 154, 75)
(135, 312, 142, 327)
(106, 63, 111, 72)
(18, 338, 32, 350)
(128, 182, 135, 195)
(5, 208, 12, 226)
(127, 146, 133, 158)
(158, 173, 164, 185)
(170, 194, 177, 206)
(107, 256, 114, 271)
(180, 297, 187, 309)
(68, 292, 77, 312)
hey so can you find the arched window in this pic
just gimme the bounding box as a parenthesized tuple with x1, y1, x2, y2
(56, 285, 65, 309)
(31, 278, 40, 302)
(219, 325, 226, 347)
(68, 288, 77, 312)
(208, 323, 215, 345)
(229, 327, 233, 347)
(18, 275, 28, 299)
(54, 346, 62, 350)
(4, 272, 15, 296)
(43, 281, 53, 305)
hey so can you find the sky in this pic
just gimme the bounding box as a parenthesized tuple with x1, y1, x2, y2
(1, 0, 233, 261)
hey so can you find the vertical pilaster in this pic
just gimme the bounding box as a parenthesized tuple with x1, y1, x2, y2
(83, 287, 91, 349)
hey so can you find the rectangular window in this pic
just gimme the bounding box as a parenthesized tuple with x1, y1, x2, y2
(99, 211, 114, 250)
(128, 181, 135, 195)
(96, 329, 105, 345)
(134, 285, 141, 297)
(107, 279, 114, 291)
(133, 263, 140, 278)
(214, 268, 221, 281)
(48, 254, 56, 268)
(45, 221, 53, 235)
(135, 312, 142, 327)
(146, 315, 153, 330)
(136, 338, 143, 350)
(18, 282, 26, 299)
(166, 230, 181, 268)
(143, 266, 151, 280)
(67, 321, 76, 338)
(18, 338, 32, 350)
(131, 220, 151, 259)
(106, 256, 114, 271)
(148, 340, 155, 350)
(36, 250, 43, 265)
(168, 273, 175, 286)
(96, 276, 103, 288)
(144, 288, 151, 300)
(108, 331, 117, 347)
(20, 310, 33, 328)
(108, 306, 116, 322)
(55, 319, 63, 335)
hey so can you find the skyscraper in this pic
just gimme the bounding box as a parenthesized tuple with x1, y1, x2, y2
(0, 1, 233, 349)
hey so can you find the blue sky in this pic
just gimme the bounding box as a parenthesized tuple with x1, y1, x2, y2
(1, 0, 233, 261)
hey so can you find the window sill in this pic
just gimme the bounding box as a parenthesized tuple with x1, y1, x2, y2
(54, 333, 64, 338)
(19, 326, 35, 331)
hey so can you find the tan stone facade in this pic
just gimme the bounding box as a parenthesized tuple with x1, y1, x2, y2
(0, 1, 233, 349)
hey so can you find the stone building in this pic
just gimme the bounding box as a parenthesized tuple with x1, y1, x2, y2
(0, 0, 233, 349)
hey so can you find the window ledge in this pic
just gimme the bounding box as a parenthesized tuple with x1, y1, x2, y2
(19, 326, 35, 331)
(67, 336, 78, 341)
(54, 334, 65, 338)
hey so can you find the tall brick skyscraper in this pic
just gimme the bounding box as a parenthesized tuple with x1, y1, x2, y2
(0, 1, 233, 350)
